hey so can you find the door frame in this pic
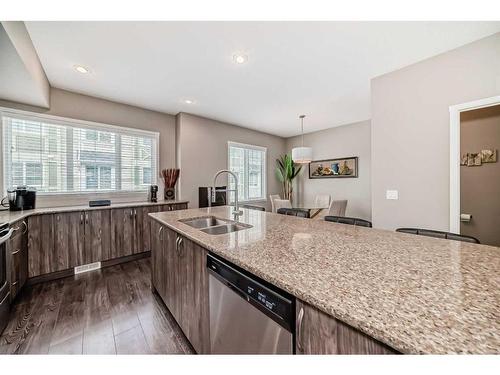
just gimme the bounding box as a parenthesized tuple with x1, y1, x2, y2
(449, 95, 500, 233)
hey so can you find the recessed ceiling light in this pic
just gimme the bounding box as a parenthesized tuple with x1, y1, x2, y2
(74, 65, 90, 74)
(183, 99, 194, 104)
(233, 54, 248, 64)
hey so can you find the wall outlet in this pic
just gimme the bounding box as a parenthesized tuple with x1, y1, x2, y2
(74, 261, 101, 275)
(386, 190, 399, 200)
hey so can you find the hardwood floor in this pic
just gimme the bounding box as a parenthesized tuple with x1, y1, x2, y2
(0, 258, 194, 354)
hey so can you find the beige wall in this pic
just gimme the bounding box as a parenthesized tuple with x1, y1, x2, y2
(0, 88, 176, 206)
(371, 32, 500, 230)
(176, 113, 286, 209)
(460, 105, 500, 246)
(286, 120, 371, 220)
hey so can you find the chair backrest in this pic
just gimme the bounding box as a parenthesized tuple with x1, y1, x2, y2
(328, 200, 348, 216)
(242, 204, 266, 211)
(395, 228, 480, 244)
(269, 194, 281, 213)
(274, 199, 292, 212)
(324, 215, 372, 228)
(314, 194, 331, 208)
(277, 208, 310, 218)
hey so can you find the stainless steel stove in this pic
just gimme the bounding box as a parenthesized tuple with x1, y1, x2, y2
(0, 222, 13, 335)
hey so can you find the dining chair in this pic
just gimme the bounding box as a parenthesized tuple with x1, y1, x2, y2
(324, 215, 372, 228)
(314, 194, 331, 208)
(242, 204, 266, 212)
(274, 199, 292, 212)
(395, 228, 480, 244)
(327, 200, 348, 216)
(269, 194, 281, 213)
(277, 208, 310, 218)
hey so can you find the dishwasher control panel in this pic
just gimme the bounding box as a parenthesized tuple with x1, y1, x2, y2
(207, 254, 294, 331)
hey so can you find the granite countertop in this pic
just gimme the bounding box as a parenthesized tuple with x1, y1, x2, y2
(149, 206, 500, 354)
(0, 200, 189, 225)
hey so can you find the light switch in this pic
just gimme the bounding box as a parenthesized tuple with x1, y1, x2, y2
(386, 190, 399, 200)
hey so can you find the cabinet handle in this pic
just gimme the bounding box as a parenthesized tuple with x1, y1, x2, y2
(177, 237, 184, 257)
(134, 208, 137, 217)
(11, 248, 21, 256)
(11, 281, 19, 287)
(22, 220, 27, 234)
(85, 212, 89, 224)
(80, 213, 84, 224)
(297, 307, 305, 353)
(158, 226, 164, 241)
(130, 209, 134, 218)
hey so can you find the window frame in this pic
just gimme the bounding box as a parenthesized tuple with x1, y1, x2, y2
(0, 107, 160, 199)
(227, 141, 267, 203)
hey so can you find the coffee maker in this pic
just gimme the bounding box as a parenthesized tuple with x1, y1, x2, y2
(149, 185, 158, 202)
(1, 186, 37, 211)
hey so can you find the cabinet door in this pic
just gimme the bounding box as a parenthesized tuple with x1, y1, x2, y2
(84, 209, 111, 263)
(151, 220, 165, 298)
(110, 208, 135, 258)
(28, 214, 55, 277)
(135, 206, 159, 254)
(296, 300, 396, 354)
(177, 235, 210, 354)
(54, 211, 85, 269)
(8, 221, 28, 299)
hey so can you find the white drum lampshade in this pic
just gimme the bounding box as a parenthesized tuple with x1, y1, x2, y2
(291, 115, 313, 164)
(292, 146, 313, 164)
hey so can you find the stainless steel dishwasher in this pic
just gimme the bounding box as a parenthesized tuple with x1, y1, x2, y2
(207, 254, 294, 354)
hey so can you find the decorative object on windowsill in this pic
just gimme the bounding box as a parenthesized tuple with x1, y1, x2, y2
(460, 149, 497, 166)
(291, 115, 313, 164)
(161, 168, 180, 200)
(309, 157, 358, 179)
(276, 154, 302, 201)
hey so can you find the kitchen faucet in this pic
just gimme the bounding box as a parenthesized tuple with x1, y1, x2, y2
(211, 170, 243, 219)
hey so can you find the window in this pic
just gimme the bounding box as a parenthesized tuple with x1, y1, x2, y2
(2, 112, 158, 194)
(228, 142, 266, 202)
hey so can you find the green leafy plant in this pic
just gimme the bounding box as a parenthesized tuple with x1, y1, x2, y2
(275, 154, 302, 201)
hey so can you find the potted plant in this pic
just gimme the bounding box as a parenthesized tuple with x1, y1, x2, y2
(275, 154, 302, 201)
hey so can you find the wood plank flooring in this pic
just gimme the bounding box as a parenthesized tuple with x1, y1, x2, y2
(0, 258, 194, 354)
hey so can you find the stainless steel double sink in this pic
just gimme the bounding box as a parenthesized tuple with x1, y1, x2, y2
(179, 216, 252, 235)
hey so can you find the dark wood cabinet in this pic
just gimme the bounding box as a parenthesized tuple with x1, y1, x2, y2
(110, 207, 135, 258)
(295, 300, 396, 354)
(54, 211, 84, 270)
(176, 235, 210, 354)
(135, 206, 159, 254)
(28, 214, 55, 278)
(7, 220, 28, 300)
(25, 202, 186, 279)
(151, 225, 209, 354)
(84, 209, 111, 263)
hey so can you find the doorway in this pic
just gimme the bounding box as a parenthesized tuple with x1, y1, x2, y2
(458, 105, 500, 246)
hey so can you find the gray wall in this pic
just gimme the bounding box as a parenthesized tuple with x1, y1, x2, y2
(176, 112, 286, 209)
(371, 32, 500, 230)
(286, 120, 371, 220)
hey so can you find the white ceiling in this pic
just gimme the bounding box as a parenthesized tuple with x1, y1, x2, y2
(25, 21, 500, 137)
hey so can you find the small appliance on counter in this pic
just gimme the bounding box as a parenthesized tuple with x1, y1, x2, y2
(1, 186, 37, 211)
(149, 185, 158, 202)
(199, 186, 226, 208)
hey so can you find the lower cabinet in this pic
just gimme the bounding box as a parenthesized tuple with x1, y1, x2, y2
(7, 220, 28, 300)
(151, 224, 210, 354)
(295, 300, 397, 354)
(27, 202, 186, 279)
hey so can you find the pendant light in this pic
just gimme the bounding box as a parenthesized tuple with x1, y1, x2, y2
(292, 115, 313, 164)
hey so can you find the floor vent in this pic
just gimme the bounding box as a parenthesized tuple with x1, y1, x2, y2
(74, 262, 102, 275)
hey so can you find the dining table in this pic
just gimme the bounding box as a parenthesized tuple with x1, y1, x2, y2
(291, 203, 328, 219)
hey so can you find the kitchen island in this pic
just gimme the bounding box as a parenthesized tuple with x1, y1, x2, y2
(149, 206, 500, 354)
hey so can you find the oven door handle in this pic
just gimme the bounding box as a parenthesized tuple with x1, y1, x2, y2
(0, 228, 14, 244)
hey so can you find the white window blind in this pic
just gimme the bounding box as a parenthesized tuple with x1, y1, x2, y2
(228, 141, 266, 202)
(1, 112, 158, 194)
